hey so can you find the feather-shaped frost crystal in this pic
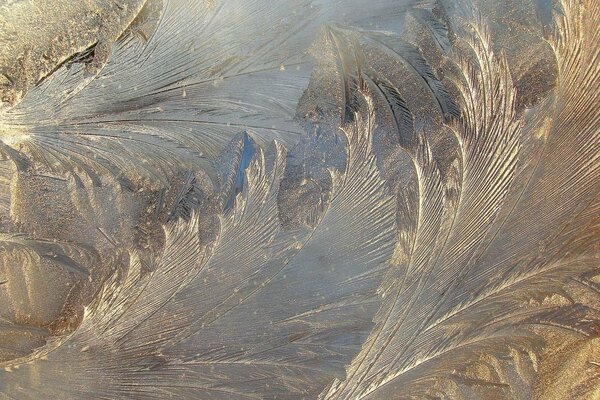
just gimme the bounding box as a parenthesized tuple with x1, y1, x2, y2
(0, 0, 598, 398)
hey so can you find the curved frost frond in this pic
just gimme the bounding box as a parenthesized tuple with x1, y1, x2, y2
(324, 1, 600, 398)
(0, 0, 431, 183)
(0, 88, 397, 398)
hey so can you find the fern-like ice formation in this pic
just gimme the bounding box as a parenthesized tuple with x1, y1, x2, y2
(0, 0, 598, 398)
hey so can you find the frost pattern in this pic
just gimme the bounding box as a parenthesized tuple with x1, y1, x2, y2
(0, 0, 598, 398)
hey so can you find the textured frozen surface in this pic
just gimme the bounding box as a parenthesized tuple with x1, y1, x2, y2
(0, 0, 598, 398)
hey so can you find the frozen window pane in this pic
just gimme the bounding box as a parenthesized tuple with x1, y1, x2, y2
(0, 0, 598, 398)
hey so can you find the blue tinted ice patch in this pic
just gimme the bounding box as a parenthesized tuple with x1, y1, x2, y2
(226, 133, 256, 210)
